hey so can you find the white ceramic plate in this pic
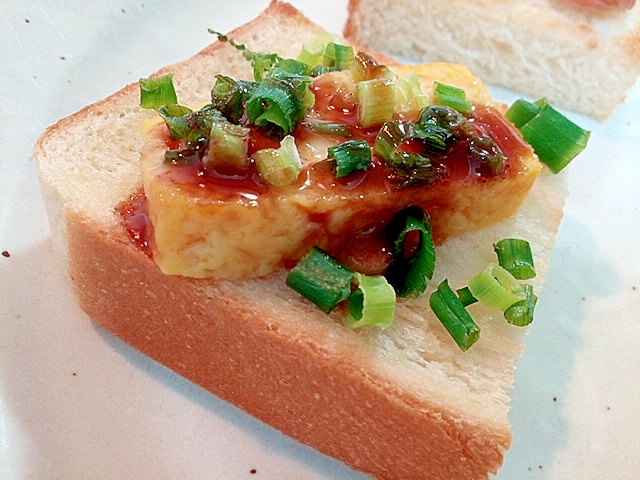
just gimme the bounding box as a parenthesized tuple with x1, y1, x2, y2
(1, 1, 639, 478)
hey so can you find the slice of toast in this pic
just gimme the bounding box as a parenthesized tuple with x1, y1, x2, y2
(344, 0, 640, 120)
(32, 1, 569, 478)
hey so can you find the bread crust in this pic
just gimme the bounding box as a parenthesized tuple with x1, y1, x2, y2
(33, 1, 570, 478)
(65, 208, 510, 479)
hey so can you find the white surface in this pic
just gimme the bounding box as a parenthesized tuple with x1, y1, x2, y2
(1, 1, 639, 479)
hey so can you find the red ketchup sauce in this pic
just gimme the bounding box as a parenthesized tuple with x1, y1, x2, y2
(118, 75, 530, 274)
(116, 190, 152, 257)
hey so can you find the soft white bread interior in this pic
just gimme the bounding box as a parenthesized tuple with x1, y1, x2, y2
(33, 1, 569, 478)
(344, 0, 640, 120)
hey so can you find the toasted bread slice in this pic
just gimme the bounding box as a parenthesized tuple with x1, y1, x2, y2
(33, 1, 568, 478)
(344, 0, 640, 120)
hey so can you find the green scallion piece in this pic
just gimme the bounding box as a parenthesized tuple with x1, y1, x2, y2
(327, 139, 371, 178)
(374, 120, 443, 188)
(384, 207, 436, 297)
(246, 51, 280, 81)
(160, 105, 227, 165)
(350, 51, 395, 82)
(374, 120, 414, 161)
(298, 32, 342, 67)
(467, 263, 525, 312)
(468, 136, 506, 175)
(493, 238, 536, 280)
(504, 98, 540, 128)
(253, 135, 302, 187)
(456, 286, 478, 307)
(268, 68, 316, 111)
(139, 74, 178, 110)
(356, 78, 395, 128)
(275, 58, 313, 77)
(429, 279, 481, 351)
(159, 103, 226, 143)
(345, 273, 396, 329)
(434, 82, 473, 115)
(286, 247, 354, 313)
(394, 73, 429, 115)
(506, 97, 590, 173)
(323, 42, 355, 71)
(210, 75, 248, 124)
(303, 120, 352, 137)
(414, 105, 473, 151)
(245, 77, 307, 138)
(504, 284, 537, 326)
(157, 104, 195, 139)
(206, 121, 250, 170)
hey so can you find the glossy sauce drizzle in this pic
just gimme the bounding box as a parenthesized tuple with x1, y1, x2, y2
(116, 189, 152, 257)
(119, 75, 531, 266)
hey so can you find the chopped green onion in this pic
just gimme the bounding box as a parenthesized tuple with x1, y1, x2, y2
(160, 105, 227, 165)
(164, 143, 206, 165)
(433, 82, 472, 115)
(504, 284, 537, 326)
(506, 97, 590, 173)
(345, 273, 396, 329)
(388, 158, 443, 189)
(387, 151, 433, 168)
(384, 207, 436, 297)
(394, 73, 429, 115)
(456, 286, 478, 307)
(139, 74, 178, 110)
(504, 98, 540, 128)
(322, 42, 355, 71)
(391, 159, 442, 188)
(298, 32, 342, 67)
(253, 135, 302, 187)
(467, 263, 525, 312)
(374, 121, 443, 188)
(356, 78, 395, 128)
(493, 238, 536, 280)
(250, 52, 281, 80)
(350, 51, 395, 82)
(274, 58, 313, 77)
(429, 279, 481, 351)
(374, 120, 414, 161)
(413, 121, 449, 151)
(310, 64, 334, 77)
(374, 120, 429, 170)
(468, 136, 505, 175)
(452, 238, 539, 331)
(245, 76, 308, 138)
(210, 75, 249, 124)
(302, 120, 352, 137)
(414, 105, 473, 150)
(158, 104, 195, 139)
(286, 247, 354, 313)
(327, 140, 371, 178)
(159, 104, 224, 141)
(268, 68, 316, 111)
(206, 121, 250, 170)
